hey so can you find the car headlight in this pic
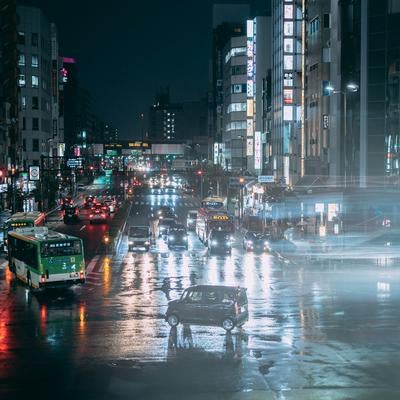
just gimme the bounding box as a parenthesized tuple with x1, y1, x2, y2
(169, 235, 174, 241)
(211, 240, 218, 246)
(247, 240, 253, 245)
(264, 241, 269, 246)
(128, 241, 133, 245)
(183, 236, 188, 241)
(145, 241, 150, 245)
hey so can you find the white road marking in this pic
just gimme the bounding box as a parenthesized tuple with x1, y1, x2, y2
(85, 255, 100, 275)
(79, 224, 86, 231)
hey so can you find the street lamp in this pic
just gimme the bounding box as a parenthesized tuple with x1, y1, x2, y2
(326, 82, 359, 188)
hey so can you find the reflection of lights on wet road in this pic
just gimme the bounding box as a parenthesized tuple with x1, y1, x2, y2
(79, 304, 86, 333)
(224, 255, 235, 286)
(103, 257, 111, 294)
(40, 305, 47, 335)
(0, 308, 10, 352)
(207, 256, 219, 285)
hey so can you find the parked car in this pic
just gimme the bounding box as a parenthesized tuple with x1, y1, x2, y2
(165, 285, 248, 332)
(128, 225, 152, 252)
(207, 229, 232, 255)
(243, 231, 270, 252)
(186, 210, 197, 231)
(167, 226, 188, 250)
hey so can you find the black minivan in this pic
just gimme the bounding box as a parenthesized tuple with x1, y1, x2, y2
(165, 285, 248, 332)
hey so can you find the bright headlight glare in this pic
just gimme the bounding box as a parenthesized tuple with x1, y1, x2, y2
(211, 240, 218, 246)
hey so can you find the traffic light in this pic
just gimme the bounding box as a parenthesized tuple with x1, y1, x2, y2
(197, 170, 203, 176)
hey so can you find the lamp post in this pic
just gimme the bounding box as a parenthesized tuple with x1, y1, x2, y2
(326, 82, 359, 188)
(197, 169, 204, 199)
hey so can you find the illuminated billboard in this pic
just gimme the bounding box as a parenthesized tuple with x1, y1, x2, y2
(254, 131, 261, 170)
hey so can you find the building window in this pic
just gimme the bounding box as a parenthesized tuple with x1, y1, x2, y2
(23, 138, 26, 152)
(31, 54, 39, 67)
(21, 96, 26, 110)
(22, 117, 26, 130)
(323, 13, 331, 28)
(284, 89, 293, 104)
(284, 21, 293, 36)
(18, 53, 25, 66)
(18, 74, 26, 87)
(310, 17, 320, 35)
(232, 65, 246, 75)
(32, 96, 39, 110)
(231, 84, 246, 94)
(32, 118, 39, 131)
(284, 4, 293, 19)
(32, 138, 39, 152)
(31, 33, 39, 47)
(226, 121, 247, 132)
(284, 72, 294, 87)
(32, 75, 39, 88)
(284, 55, 294, 70)
(227, 103, 247, 114)
(17, 31, 25, 45)
(284, 38, 294, 53)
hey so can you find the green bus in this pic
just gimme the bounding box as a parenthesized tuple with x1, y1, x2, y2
(2, 211, 46, 252)
(8, 227, 85, 289)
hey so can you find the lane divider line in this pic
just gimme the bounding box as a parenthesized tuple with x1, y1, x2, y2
(85, 255, 101, 275)
(80, 224, 86, 231)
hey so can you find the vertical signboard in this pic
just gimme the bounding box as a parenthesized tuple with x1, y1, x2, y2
(246, 19, 254, 156)
(254, 131, 261, 170)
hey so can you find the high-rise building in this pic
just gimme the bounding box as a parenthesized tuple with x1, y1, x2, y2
(246, 15, 272, 175)
(271, 0, 304, 186)
(209, 4, 250, 165)
(148, 89, 182, 141)
(0, 0, 19, 170)
(304, 0, 332, 178)
(222, 35, 247, 171)
(17, 6, 55, 168)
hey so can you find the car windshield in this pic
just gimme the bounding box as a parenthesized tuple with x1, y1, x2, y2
(129, 227, 149, 237)
(211, 231, 229, 240)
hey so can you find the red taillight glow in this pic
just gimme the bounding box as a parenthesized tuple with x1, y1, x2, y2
(90, 214, 93, 218)
(234, 302, 239, 316)
(41, 274, 46, 283)
(101, 214, 106, 218)
(80, 271, 84, 279)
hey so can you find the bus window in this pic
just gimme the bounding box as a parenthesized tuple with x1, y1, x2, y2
(41, 240, 82, 257)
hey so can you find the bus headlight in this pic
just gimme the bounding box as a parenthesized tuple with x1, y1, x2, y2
(211, 240, 218, 246)
(145, 241, 150, 245)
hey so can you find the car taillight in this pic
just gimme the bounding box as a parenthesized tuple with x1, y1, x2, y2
(80, 271, 84, 279)
(101, 214, 106, 218)
(234, 302, 239, 316)
(41, 274, 46, 283)
(90, 214, 93, 218)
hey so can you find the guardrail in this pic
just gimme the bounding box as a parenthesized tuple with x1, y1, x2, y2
(106, 200, 132, 254)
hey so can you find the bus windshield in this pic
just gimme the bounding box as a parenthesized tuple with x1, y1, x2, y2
(41, 240, 82, 257)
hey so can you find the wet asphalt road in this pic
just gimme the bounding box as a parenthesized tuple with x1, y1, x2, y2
(1, 187, 400, 399)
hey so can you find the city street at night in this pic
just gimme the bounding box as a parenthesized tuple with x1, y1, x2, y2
(2, 0, 400, 399)
(1, 185, 400, 399)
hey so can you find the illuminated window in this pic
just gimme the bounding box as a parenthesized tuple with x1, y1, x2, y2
(21, 96, 26, 109)
(227, 103, 246, 113)
(18, 54, 25, 66)
(284, 89, 293, 104)
(284, 5, 293, 19)
(284, 21, 293, 36)
(284, 72, 293, 86)
(18, 74, 26, 87)
(284, 55, 293, 70)
(283, 106, 293, 121)
(284, 38, 294, 53)
(31, 54, 39, 67)
(310, 17, 320, 35)
(32, 75, 39, 88)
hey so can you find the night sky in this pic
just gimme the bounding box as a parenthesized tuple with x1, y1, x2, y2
(21, 0, 268, 139)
